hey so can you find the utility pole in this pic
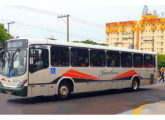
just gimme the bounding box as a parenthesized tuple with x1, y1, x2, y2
(136, 25, 139, 50)
(132, 31, 134, 49)
(7, 21, 15, 34)
(58, 14, 70, 42)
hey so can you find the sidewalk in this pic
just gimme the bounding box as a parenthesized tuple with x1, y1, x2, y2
(120, 82, 165, 115)
(120, 101, 165, 115)
(133, 101, 165, 114)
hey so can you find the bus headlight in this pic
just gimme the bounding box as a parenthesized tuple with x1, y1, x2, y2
(17, 80, 27, 88)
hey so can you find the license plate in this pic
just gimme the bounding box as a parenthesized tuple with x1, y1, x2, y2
(6, 91, 11, 96)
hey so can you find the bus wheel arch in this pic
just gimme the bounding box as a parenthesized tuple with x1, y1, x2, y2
(131, 76, 140, 91)
(57, 78, 74, 99)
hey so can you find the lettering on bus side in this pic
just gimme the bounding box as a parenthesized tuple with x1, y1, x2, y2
(99, 69, 118, 78)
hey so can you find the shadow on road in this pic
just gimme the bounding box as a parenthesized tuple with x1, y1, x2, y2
(7, 88, 152, 105)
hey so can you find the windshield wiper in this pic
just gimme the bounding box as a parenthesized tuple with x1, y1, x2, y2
(11, 48, 20, 67)
(8, 48, 20, 76)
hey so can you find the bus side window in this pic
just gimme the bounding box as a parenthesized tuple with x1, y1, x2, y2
(121, 52, 132, 68)
(71, 48, 89, 67)
(51, 46, 69, 67)
(29, 48, 49, 73)
(144, 54, 153, 68)
(133, 53, 143, 68)
(90, 50, 105, 67)
(106, 51, 120, 67)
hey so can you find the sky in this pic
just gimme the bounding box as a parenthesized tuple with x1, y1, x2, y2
(0, 0, 165, 43)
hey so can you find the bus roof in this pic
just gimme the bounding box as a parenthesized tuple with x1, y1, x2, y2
(8, 38, 157, 55)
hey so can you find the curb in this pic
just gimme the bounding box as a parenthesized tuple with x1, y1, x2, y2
(120, 101, 165, 115)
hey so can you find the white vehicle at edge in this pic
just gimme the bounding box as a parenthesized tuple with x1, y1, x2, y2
(0, 38, 158, 99)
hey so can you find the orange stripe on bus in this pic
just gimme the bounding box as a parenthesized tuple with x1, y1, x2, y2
(61, 69, 138, 81)
(112, 70, 137, 80)
(62, 69, 100, 80)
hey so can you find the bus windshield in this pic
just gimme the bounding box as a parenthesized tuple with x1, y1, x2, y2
(0, 49, 27, 76)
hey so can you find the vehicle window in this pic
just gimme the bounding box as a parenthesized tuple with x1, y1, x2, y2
(29, 48, 48, 72)
(51, 46, 69, 67)
(90, 50, 105, 67)
(133, 53, 143, 68)
(121, 52, 132, 68)
(153, 55, 156, 68)
(106, 51, 120, 67)
(71, 48, 89, 67)
(144, 54, 154, 68)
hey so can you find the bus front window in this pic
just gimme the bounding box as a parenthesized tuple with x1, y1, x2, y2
(0, 51, 10, 76)
(11, 50, 27, 76)
(0, 49, 27, 76)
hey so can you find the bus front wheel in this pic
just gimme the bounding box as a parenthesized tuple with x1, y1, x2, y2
(58, 82, 71, 99)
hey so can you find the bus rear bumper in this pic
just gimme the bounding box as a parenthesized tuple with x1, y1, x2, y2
(0, 85, 27, 97)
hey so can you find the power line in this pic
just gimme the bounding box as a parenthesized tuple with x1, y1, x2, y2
(70, 16, 104, 29)
(16, 21, 102, 40)
(9, 5, 59, 16)
(8, 5, 104, 29)
(7, 6, 105, 41)
(0, 18, 103, 41)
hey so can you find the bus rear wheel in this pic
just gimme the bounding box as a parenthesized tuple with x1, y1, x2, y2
(58, 82, 71, 99)
(131, 79, 139, 91)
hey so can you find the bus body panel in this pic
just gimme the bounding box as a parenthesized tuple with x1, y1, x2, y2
(0, 38, 158, 98)
(27, 66, 157, 96)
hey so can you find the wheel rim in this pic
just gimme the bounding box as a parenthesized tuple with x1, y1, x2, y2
(133, 81, 138, 90)
(60, 86, 69, 97)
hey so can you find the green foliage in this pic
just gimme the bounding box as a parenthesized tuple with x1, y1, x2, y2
(157, 54, 165, 69)
(0, 24, 13, 45)
(74, 40, 106, 46)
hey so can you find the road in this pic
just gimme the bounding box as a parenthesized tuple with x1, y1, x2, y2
(0, 82, 165, 114)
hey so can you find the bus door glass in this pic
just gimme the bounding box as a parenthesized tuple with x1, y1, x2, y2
(28, 45, 50, 96)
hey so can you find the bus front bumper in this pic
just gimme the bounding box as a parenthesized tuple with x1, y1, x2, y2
(0, 85, 27, 97)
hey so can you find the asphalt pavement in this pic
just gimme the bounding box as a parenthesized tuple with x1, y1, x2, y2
(0, 82, 165, 114)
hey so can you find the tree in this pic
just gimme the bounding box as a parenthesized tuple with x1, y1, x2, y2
(157, 54, 165, 69)
(73, 40, 106, 46)
(0, 24, 13, 45)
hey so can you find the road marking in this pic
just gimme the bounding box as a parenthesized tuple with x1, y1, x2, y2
(133, 102, 165, 115)
(133, 104, 150, 115)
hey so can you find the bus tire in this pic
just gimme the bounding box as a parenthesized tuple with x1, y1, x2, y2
(58, 82, 71, 99)
(131, 78, 140, 91)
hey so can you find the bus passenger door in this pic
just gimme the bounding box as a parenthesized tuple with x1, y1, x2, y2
(28, 45, 50, 97)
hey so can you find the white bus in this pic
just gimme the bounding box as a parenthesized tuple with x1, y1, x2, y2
(0, 38, 157, 99)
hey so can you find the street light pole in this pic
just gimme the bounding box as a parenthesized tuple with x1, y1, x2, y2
(67, 15, 69, 42)
(132, 31, 134, 49)
(58, 14, 70, 42)
(7, 21, 15, 34)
